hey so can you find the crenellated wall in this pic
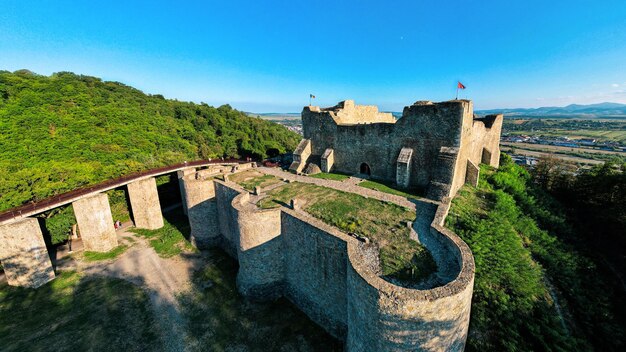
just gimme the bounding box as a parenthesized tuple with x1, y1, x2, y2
(192, 178, 475, 351)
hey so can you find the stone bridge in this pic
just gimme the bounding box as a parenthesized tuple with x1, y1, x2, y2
(0, 159, 248, 288)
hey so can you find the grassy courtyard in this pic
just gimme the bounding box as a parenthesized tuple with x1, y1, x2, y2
(357, 179, 422, 199)
(309, 172, 351, 181)
(228, 169, 283, 191)
(257, 182, 436, 284)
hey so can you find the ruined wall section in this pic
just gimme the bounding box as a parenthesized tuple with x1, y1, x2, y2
(303, 100, 468, 191)
(448, 107, 504, 196)
(346, 198, 474, 352)
(231, 192, 284, 300)
(182, 174, 220, 248)
(281, 209, 352, 339)
(332, 100, 395, 124)
(211, 180, 474, 350)
(214, 181, 243, 258)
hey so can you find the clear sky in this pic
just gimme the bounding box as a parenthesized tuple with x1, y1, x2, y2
(1, 0, 625, 112)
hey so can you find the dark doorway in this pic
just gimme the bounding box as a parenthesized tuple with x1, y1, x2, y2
(360, 163, 371, 176)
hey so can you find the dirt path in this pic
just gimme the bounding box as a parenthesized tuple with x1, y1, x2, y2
(59, 226, 202, 352)
(257, 167, 439, 210)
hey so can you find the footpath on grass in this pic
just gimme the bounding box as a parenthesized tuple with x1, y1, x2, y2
(257, 167, 439, 211)
(57, 225, 199, 352)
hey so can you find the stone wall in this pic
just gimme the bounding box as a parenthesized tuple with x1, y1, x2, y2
(182, 174, 220, 248)
(211, 179, 474, 351)
(214, 181, 244, 258)
(281, 209, 351, 339)
(321, 148, 334, 173)
(177, 167, 196, 215)
(346, 199, 474, 351)
(231, 192, 284, 300)
(301, 99, 502, 200)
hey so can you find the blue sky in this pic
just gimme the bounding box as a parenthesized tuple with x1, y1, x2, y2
(1, 0, 625, 112)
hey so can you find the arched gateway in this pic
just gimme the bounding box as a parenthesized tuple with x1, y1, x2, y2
(359, 163, 371, 176)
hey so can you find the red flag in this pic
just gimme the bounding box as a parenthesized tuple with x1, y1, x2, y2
(457, 81, 466, 89)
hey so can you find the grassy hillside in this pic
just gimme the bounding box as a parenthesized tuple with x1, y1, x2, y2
(446, 155, 624, 351)
(0, 70, 300, 211)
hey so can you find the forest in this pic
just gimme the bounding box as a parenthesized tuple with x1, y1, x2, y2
(0, 70, 300, 212)
(447, 155, 625, 351)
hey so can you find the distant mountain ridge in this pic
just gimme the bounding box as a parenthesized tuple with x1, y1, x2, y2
(476, 102, 626, 118)
(252, 102, 626, 120)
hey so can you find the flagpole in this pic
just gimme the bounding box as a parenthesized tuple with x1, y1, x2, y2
(309, 94, 311, 106)
(456, 86, 459, 100)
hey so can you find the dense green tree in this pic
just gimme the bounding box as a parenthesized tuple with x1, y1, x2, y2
(0, 70, 300, 211)
(447, 155, 624, 351)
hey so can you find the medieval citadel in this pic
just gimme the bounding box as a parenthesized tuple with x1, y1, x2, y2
(0, 99, 503, 351)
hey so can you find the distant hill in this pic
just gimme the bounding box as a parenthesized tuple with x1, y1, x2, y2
(0, 70, 300, 210)
(249, 102, 626, 120)
(477, 102, 626, 119)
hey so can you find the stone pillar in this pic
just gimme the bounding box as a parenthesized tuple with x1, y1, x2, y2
(73, 193, 118, 252)
(183, 176, 219, 248)
(177, 168, 196, 215)
(396, 147, 413, 189)
(127, 177, 164, 230)
(321, 148, 335, 173)
(0, 218, 55, 288)
(465, 159, 480, 187)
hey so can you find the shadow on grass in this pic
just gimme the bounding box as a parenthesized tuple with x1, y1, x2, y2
(178, 249, 343, 352)
(0, 272, 162, 352)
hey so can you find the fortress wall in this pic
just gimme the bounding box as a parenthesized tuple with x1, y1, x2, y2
(214, 181, 244, 258)
(211, 176, 474, 350)
(177, 168, 196, 215)
(447, 101, 476, 197)
(333, 100, 395, 124)
(309, 101, 467, 189)
(281, 209, 352, 339)
(183, 174, 219, 248)
(470, 115, 503, 167)
(449, 106, 504, 197)
(302, 109, 339, 156)
(346, 200, 474, 351)
(231, 192, 284, 300)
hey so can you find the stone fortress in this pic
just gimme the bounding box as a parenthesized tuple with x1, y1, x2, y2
(0, 99, 503, 351)
(290, 99, 503, 200)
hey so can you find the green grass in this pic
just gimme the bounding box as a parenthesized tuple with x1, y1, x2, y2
(178, 249, 342, 351)
(358, 179, 421, 199)
(229, 170, 283, 190)
(258, 182, 436, 284)
(0, 271, 161, 352)
(443, 155, 623, 351)
(131, 210, 195, 258)
(83, 244, 129, 262)
(309, 172, 350, 181)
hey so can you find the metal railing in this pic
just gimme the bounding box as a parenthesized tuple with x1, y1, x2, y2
(0, 159, 244, 223)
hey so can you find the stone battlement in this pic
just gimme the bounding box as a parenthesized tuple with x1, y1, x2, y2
(307, 99, 396, 125)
